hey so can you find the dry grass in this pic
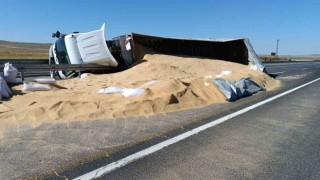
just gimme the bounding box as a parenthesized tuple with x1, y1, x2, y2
(260, 54, 320, 62)
(0, 49, 48, 59)
(0, 40, 50, 59)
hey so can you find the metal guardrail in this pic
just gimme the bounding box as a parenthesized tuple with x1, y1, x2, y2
(0, 59, 49, 80)
(0, 59, 124, 81)
(17, 64, 124, 81)
(13, 64, 122, 71)
(0, 59, 319, 81)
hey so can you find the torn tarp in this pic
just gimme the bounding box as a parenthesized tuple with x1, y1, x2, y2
(213, 78, 262, 102)
(213, 79, 238, 101)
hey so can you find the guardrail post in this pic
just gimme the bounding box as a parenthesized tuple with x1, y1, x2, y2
(21, 72, 24, 82)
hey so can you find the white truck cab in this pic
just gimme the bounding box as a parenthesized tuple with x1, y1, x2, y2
(49, 23, 118, 79)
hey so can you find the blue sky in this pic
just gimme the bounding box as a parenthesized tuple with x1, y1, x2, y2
(0, 0, 319, 55)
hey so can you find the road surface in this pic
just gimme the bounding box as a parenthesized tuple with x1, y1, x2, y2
(80, 62, 320, 179)
(1, 61, 319, 179)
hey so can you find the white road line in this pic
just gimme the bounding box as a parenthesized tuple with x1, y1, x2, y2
(73, 77, 320, 180)
(301, 68, 308, 70)
(273, 71, 285, 74)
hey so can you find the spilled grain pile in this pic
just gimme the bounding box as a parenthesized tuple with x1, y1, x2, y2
(0, 54, 279, 131)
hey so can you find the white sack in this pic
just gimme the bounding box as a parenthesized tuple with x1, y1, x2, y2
(23, 82, 51, 91)
(3, 62, 18, 84)
(0, 77, 12, 99)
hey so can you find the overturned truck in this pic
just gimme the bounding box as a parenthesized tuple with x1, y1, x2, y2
(49, 24, 265, 79)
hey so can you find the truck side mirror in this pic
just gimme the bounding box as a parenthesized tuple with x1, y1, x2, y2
(52, 31, 61, 38)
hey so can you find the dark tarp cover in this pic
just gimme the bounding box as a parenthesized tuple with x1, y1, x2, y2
(213, 78, 263, 102)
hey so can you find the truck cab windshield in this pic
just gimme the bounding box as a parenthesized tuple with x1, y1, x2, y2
(55, 38, 73, 76)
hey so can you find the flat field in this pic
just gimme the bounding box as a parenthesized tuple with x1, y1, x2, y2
(260, 54, 320, 61)
(0, 40, 50, 59)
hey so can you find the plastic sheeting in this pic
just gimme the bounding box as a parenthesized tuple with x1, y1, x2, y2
(243, 39, 265, 72)
(213, 78, 262, 102)
(0, 77, 12, 99)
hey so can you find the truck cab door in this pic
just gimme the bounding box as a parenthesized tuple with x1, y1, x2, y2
(76, 23, 118, 67)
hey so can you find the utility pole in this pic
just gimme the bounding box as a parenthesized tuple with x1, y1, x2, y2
(276, 39, 280, 57)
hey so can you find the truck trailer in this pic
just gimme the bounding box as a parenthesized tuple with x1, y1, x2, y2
(49, 23, 265, 79)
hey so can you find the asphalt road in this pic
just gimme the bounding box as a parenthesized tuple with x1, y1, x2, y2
(266, 61, 320, 77)
(92, 62, 320, 179)
(1, 61, 319, 179)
